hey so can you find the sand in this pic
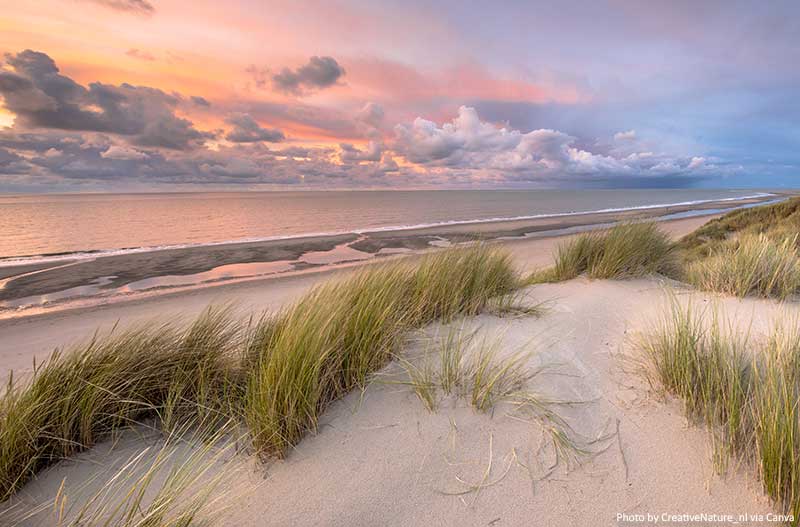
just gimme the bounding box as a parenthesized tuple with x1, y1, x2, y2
(0, 215, 714, 382)
(0, 192, 781, 312)
(0, 213, 789, 526)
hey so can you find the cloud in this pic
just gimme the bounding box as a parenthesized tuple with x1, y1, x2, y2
(0, 50, 211, 150)
(125, 48, 155, 61)
(614, 130, 637, 141)
(101, 145, 149, 160)
(393, 106, 715, 180)
(190, 95, 211, 107)
(271, 56, 345, 95)
(355, 102, 384, 129)
(82, 0, 154, 15)
(224, 113, 284, 143)
(0, 128, 418, 191)
(339, 141, 382, 162)
(688, 156, 706, 169)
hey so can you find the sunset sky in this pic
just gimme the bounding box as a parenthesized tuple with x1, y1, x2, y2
(0, 0, 798, 191)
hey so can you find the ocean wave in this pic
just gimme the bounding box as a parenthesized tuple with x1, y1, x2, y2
(0, 192, 775, 268)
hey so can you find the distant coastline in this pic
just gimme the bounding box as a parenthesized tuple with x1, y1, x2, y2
(0, 191, 789, 317)
(0, 190, 779, 265)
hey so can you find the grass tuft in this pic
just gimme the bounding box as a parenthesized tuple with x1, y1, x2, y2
(0, 306, 239, 501)
(243, 245, 519, 456)
(534, 222, 677, 282)
(686, 234, 800, 299)
(640, 298, 800, 520)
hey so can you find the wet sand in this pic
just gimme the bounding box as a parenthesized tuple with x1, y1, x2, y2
(0, 214, 717, 384)
(0, 194, 782, 313)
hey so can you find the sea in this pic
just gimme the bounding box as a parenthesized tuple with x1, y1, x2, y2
(0, 189, 773, 264)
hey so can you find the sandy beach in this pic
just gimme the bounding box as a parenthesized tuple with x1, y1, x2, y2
(0, 193, 783, 317)
(0, 207, 797, 527)
(3, 209, 790, 526)
(1, 211, 789, 526)
(0, 214, 715, 382)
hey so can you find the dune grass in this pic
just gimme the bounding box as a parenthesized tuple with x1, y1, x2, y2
(533, 222, 677, 282)
(0, 245, 519, 513)
(398, 328, 534, 413)
(640, 299, 800, 520)
(0, 423, 246, 527)
(679, 196, 800, 260)
(0, 307, 240, 501)
(674, 196, 800, 300)
(1, 246, 520, 502)
(686, 233, 800, 300)
(245, 245, 519, 456)
(527, 199, 800, 301)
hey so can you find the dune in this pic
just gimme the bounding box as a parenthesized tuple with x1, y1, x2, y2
(1, 213, 788, 526)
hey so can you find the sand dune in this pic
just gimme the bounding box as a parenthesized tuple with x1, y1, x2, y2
(7, 278, 786, 526)
(2, 213, 789, 526)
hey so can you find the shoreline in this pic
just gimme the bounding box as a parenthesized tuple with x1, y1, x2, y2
(0, 192, 787, 319)
(0, 213, 722, 382)
(0, 190, 777, 266)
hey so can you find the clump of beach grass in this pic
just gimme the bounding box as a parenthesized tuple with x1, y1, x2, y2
(397, 327, 535, 413)
(686, 233, 800, 299)
(679, 196, 800, 260)
(533, 222, 677, 282)
(0, 307, 240, 501)
(467, 338, 533, 412)
(750, 323, 800, 520)
(640, 298, 800, 520)
(483, 292, 548, 318)
(243, 245, 519, 457)
(398, 326, 612, 480)
(1, 422, 247, 527)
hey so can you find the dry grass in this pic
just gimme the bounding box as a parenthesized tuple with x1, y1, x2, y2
(0, 423, 247, 527)
(640, 298, 800, 520)
(241, 245, 519, 456)
(679, 196, 800, 260)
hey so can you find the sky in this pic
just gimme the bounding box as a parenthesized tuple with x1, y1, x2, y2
(0, 0, 798, 192)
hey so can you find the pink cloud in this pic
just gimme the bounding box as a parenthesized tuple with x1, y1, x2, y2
(347, 58, 587, 108)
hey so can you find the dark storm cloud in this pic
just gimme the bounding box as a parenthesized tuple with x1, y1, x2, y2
(224, 113, 284, 143)
(0, 50, 211, 150)
(270, 56, 345, 95)
(83, 0, 155, 15)
(190, 95, 211, 107)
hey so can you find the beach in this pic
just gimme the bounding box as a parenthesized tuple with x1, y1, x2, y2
(1, 210, 786, 526)
(0, 213, 719, 382)
(0, 192, 784, 318)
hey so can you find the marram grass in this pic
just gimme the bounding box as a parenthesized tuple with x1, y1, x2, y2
(533, 222, 678, 282)
(244, 245, 519, 456)
(640, 299, 800, 522)
(686, 233, 800, 299)
(0, 245, 520, 504)
(0, 307, 240, 501)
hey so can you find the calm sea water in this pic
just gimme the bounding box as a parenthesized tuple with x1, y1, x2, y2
(0, 189, 769, 261)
